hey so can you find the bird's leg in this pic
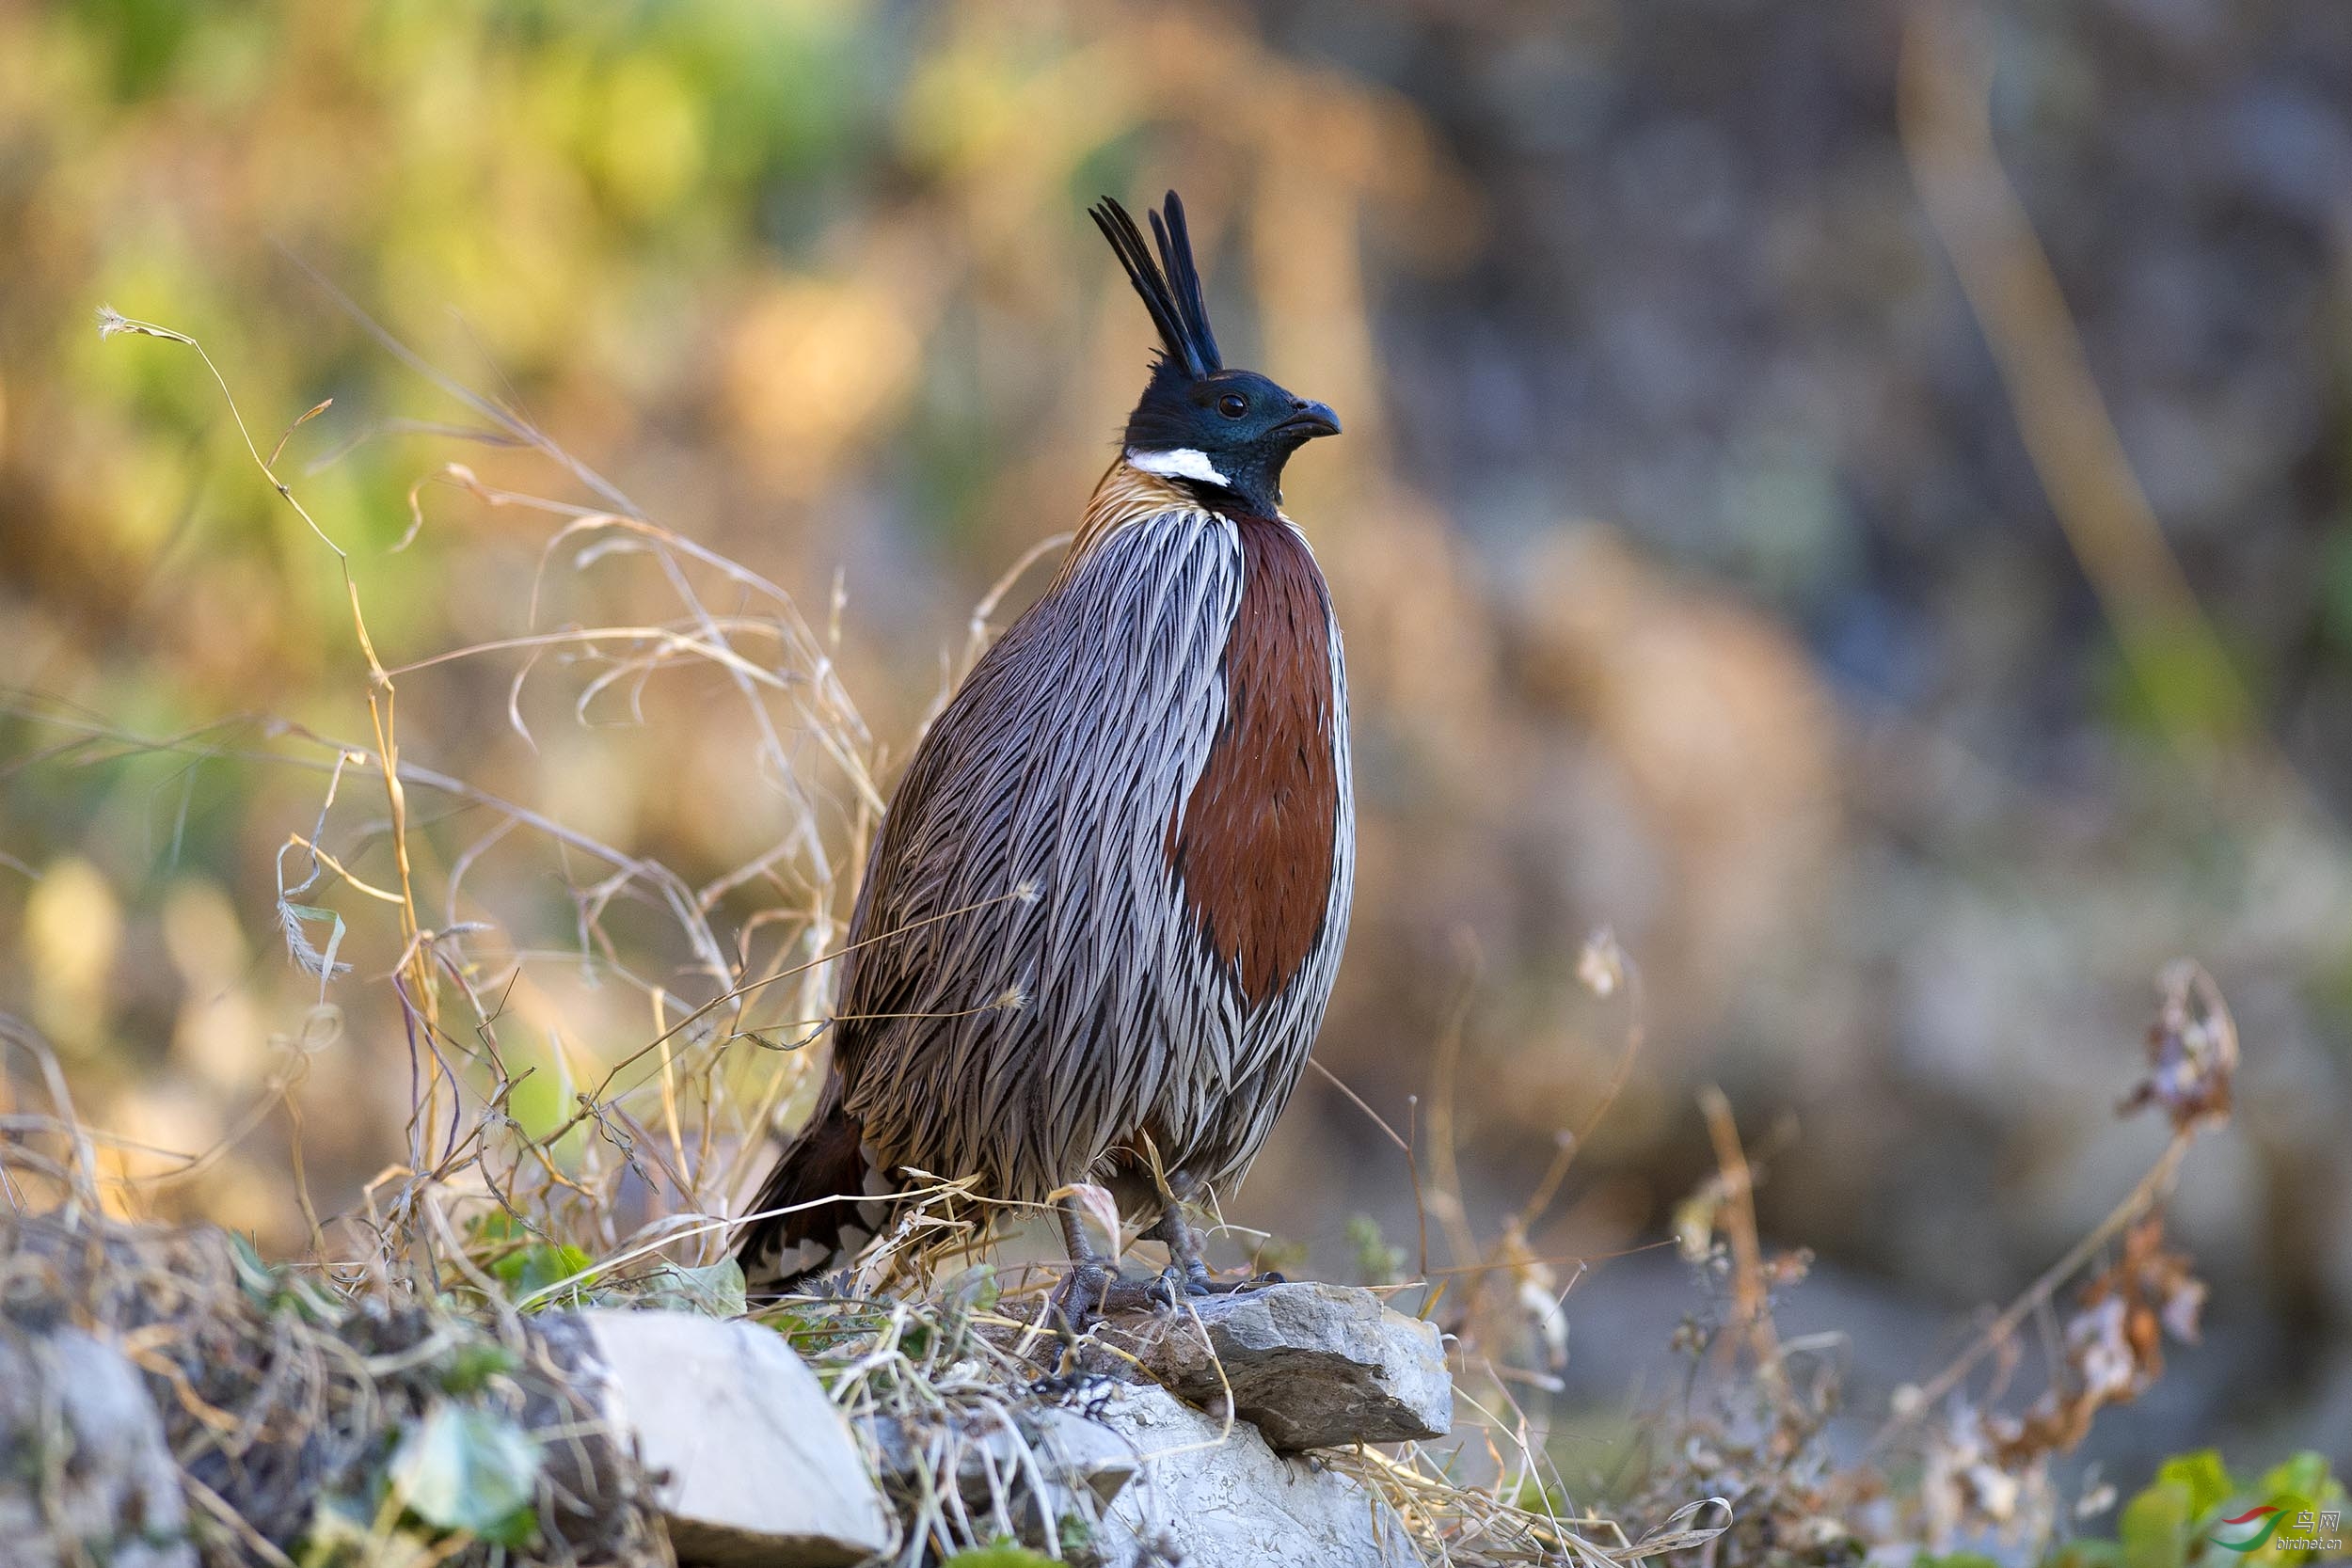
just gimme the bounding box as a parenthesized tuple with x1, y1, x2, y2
(1049, 1196, 1115, 1329)
(1048, 1194, 1166, 1326)
(1138, 1196, 1216, 1298)
(1138, 1174, 1283, 1297)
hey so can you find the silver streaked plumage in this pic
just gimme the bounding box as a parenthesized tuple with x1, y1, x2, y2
(736, 461, 1353, 1285)
(834, 483, 1350, 1213)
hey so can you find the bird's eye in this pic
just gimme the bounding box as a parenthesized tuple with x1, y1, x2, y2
(1216, 392, 1248, 419)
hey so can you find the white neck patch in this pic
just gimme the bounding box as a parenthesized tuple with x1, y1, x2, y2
(1125, 446, 1231, 487)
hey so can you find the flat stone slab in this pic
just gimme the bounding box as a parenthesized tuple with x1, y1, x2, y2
(1093, 1383, 1419, 1567)
(1109, 1281, 1453, 1450)
(576, 1308, 893, 1567)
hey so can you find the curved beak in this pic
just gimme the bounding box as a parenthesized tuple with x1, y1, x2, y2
(1274, 400, 1342, 440)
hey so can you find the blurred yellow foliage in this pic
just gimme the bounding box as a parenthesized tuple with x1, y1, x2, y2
(162, 878, 263, 1092)
(725, 275, 924, 490)
(26, 857, 121, 1055)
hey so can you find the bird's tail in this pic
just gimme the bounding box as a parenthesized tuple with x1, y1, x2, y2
(735, 1071, 887, 1294)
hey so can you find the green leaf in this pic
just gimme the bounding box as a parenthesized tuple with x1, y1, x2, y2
(472, 1214, 598, 1306)
(224, 1231, 341, 1323)
(942, 1544, 1057, 1568)
(2119, 1476, 2195, 1568)
(299, 1495, 432, 1568)
(1914, 1554, 2002, 1568)
(227, 1230, 276, 1297)
(490, 1242, 596, 1305)
(387, 1402, 541, 1547)
(945, 1263, 999, 1314)
(437, 1340, 519, 1397)
(2249, 1450, 2345, 1564)
(2254, 1450, 2333, 1512)
(593, 1258, 747, 1317)
(2154, 1449, 2234, 1522)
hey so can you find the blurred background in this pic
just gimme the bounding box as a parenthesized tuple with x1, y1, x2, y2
(3, 0, 2349, 1502)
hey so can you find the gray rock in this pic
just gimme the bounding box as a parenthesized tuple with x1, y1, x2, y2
(0, 1322, 196, 1568)
(1023, 1403, 1143, 1508)
(576, 1307, 893, 1567)
(1116, 1282, 1453, 1450)
(1092, 1383, 1419, 1568)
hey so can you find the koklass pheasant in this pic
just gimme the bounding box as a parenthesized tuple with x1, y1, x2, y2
(737, 191, 1350, 1314)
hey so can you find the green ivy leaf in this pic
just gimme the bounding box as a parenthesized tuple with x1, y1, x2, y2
(387, 1402, 541, 1548)
(2249, 1450, 2346, 1564)
(2254, 1450, 2331, 1511)
(491, 1242, 596, 1306)
(2154, 1449, 2234, 1522)
(941, 1543, 1057, 1568)
(2119, 1474, 2195, 1568)
(592, 1258, 747, 1317)
(437, 1340, 519, 1397)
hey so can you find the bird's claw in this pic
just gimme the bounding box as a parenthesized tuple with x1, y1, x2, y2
(1047, 1261, 1109, 1332)
(1049, 1250, 1285, 1330)
(1147, 1265, 1186, 1310)
(1050, 1263, 1181, 1329)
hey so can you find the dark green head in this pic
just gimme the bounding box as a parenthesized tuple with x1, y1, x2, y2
(1091, 192, 1341, 516)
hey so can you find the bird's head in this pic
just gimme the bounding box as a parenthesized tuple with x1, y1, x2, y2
(1091, 191, 1341, 517)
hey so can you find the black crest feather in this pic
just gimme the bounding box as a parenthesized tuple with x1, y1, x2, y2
(1090, 190, 1221, 380)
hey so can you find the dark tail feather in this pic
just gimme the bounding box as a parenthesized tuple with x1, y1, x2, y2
(735, 1073, 877, 1293)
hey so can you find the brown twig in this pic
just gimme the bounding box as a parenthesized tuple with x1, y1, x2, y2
(1698, 1086, 1787, 1399)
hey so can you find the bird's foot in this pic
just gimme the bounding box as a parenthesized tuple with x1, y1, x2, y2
(1047, 1260, 1109, 1331)
(1049, 1263, 1177, 1329)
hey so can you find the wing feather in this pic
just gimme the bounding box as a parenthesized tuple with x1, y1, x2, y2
(832, 511, 1242, 1199)
(822, 500, 1352, 1209)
